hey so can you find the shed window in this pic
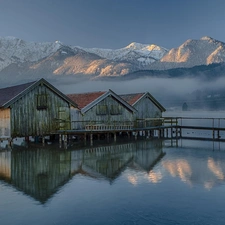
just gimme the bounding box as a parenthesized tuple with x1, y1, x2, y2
(110, 105, 122, 115)
(37, 94, 47, 110)
(96, 105, 108, 115)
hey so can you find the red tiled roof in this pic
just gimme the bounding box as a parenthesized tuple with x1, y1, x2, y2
(120, 93, 145, 105)
(67, 91, 106, 109)
(0, 81, 36, 107)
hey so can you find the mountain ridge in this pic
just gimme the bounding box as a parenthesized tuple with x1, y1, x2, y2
(0, 36, 225, 85)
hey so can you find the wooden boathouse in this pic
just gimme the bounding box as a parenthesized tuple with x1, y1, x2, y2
(120, 92, 166, 124)
(0, 78, 78, 144)
(65, 89, 137, 144)
(67, 89, 137, 129)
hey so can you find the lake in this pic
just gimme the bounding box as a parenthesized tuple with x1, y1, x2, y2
(1, 137, 225, 225)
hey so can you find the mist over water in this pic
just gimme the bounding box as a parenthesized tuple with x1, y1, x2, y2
(54, 76, 225, 110)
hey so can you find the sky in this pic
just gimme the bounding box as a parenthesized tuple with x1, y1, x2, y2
(0, 0, 225, 49)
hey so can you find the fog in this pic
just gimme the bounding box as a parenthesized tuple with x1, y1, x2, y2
(1, 75, 225, 110)
(52, 76, 225, 110)
(56, 77, 201, 95)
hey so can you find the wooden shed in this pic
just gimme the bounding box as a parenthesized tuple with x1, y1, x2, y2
(67, 89, 137, 130)
(0, 78, 78, 139)
(120, 92, 166, 127)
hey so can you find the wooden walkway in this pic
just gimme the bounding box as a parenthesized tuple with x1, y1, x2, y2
(1, 116, 225, 148)
(55, 117, 225, 146)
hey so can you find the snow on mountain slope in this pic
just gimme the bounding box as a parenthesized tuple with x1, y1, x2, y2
(0, 45, 137, 85)
(77, 42, 168, 68)
(1, 36, 225, 83)
(0, 36, 62, 71)
(149, 36, 225, 69)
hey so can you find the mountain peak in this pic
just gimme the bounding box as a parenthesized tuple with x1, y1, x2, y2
(200, 36, 215, 41)
(125, 42, 147, 50)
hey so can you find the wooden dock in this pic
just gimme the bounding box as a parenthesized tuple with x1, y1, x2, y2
(55, 117, 225, 147)
(2, 116, 225, 149)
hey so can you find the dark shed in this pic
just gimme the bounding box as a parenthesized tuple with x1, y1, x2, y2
(0, 78, 78, 138)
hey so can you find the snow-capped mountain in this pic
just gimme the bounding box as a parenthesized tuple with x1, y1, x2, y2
(0, 36, 225, 86)
(149, 36, 225, 70)
(78, 42, 168, 68)
(0, 36, 62, 71)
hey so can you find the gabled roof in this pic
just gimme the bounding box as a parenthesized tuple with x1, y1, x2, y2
(0, 78, 78, 108)
(67, 91, 106, 109)
(67, 89, 137, 114)
(120, 92, 166, 112)
(120, 93, 145, 106)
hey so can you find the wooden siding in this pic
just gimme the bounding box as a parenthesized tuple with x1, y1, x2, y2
(10, 84, 71, 137)
(134, 97, 162, 127)
(70, 107, 82, 130)
(71, 95, 134, 129)
(0, 109, 10, 137)
(134, 97, 162, 119)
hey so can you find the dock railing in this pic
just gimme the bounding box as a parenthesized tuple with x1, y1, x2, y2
(69, 120, 134, 131)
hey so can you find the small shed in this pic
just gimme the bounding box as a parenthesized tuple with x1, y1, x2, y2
(120, 92, 166, 127)
(0, 78, 78, 139)
(67, 89, 137, 129)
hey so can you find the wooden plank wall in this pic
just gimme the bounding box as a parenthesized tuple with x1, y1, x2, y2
(10, 84, 72, 137)
(134, 97, 162, 127)
(71, 95, 134, 129)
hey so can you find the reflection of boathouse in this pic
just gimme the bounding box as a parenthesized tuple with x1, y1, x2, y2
(0, 149, 72, 203)
(0, 140, 165, 203)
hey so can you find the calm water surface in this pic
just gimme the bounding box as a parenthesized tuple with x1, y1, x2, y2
(1, 138, 225, 225)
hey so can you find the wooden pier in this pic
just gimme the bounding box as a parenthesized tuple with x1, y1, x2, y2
(55, 117, 225, 147)
(1, 117, 225, 149)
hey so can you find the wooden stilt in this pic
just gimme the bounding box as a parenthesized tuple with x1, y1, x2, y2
(64, 134, 67, 147)
(107, 133, 110, 142)
(90, 133, 93, 146)
(135, 132, 138, 140)
(42, 136, 45, 145)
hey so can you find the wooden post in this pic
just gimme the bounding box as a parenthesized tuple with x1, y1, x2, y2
(25, 136, 29, 144)
(59, 134, 62, 147)
(135, 132, 138, 140)
(64, 134, 67, 147)
(218, 119, 220, 139)
(7, 138, 12, 149)
(151, 130, 154, 137)
(42, 136, 45, 146)
(90, 133, 93, 146)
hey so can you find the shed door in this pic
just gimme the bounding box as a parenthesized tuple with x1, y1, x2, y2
(58, 107, 70, 130)
(0, 109, 11, 137)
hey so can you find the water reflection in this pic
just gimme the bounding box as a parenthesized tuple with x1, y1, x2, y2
(162, 140, 225, 190)
(0, 139, 164, 204)
(162, 159, 192, 184)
